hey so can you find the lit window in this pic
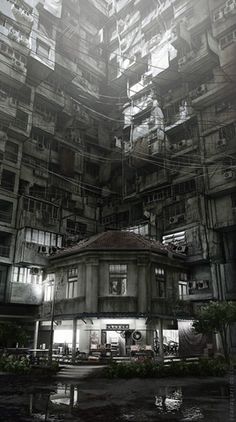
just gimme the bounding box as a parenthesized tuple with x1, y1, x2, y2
(179, 282, 188, 300)
(67, 267, 79, 299)
(155, 266, 166, 297)
(109, 264, 127, 295)
(44, 274, 54, 301)
(12, 266, 42, 284)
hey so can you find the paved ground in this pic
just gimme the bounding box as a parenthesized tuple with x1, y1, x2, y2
(0, 370, 235, 421)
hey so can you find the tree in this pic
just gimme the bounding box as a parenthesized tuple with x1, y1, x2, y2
(0, 323, 28, 348)
(193, 301, 236, 363)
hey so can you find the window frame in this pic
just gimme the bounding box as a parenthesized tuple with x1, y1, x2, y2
(154, 266, 166, 298)
(109, 264, 127, 296)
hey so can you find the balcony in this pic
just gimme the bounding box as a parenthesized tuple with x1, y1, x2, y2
(168, 138, 196, 155)
(49, 174, 81, 195)
(165, 103, 194, 132)
(19, 210, 59, 231)
(190, 76, 230, 109)
(170, 21, 191, 50)
(11, 4, 34, 32)
(36, 82, 65, 109)
(14, 241, 49, 266)
(0, 46, 27, 88)
(72, 74, 100, 98)
(173, 0, 192, 19)
(55, 52, 77, 81)
(178, 32, 219, 74)
(28, 34, 55, 82)
(212, 0, 236, 38)
(10, 282, 43, 305)
(32, 112, 56, 135)
(207, 168, 236, 196)
(0, 93, 17, 121)
(214, 210, 236, 230)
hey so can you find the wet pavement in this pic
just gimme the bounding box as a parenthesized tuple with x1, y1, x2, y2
(0, 368, 235, 421)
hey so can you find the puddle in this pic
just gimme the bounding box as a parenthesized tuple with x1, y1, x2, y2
(0, 376, 235, 421)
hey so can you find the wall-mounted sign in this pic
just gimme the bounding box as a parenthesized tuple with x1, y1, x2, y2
(106, 324, 129, 331)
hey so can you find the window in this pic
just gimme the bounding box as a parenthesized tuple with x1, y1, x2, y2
(14, 110, 28, 131)
(1, 170, 15, 191)
(36, 39, 50, 59)
(24, 228, 62, 247)
(67, 267, 79, 299)
(12, 266, 42, 284)
(155, 266, 166, 298)
(109, 264, 127, 295)
(5, 141, 18, 163)
(44, 274, 54, 301)
(179, 272, 188, 300)
(0, 199, 13, 223)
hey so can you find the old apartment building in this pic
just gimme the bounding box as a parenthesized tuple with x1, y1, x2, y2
(0, 0, 235, 353)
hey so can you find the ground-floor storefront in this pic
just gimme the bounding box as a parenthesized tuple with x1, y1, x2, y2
(36, 316, 183, 361)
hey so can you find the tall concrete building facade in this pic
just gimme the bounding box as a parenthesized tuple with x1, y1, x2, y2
(0, 0, 236, 352)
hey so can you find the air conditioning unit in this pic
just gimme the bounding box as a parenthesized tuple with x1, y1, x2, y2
(196, 280, 209, 289)
(224, 0, 236, 15)
(213, 10, 224, 22)
(178, 139, 187, 148)
(176, 245, 188, 254)
(169, 216, 179, 224)
(12, 58, 25, 72)
(36, 143, 44, 150)
(30, 267, 40, 275)
(38, 245, 48, 254)
(33, 168, 48, 178)
(49, 246, 58, 255)
(216, 138, 227, 148)
(196, 83, 208, 96)
(223, 169, 234, 179)
(8, 28, 18, 41)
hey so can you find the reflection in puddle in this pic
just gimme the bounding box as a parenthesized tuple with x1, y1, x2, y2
(155, 387, 182, 412)
(1, 379, 233, 422)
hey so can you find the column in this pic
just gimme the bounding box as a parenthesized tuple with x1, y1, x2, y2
(33, 320, 39, 357)
(137, 259, 148, 313)
(158, 318, 164, 361)
(85, 258, 99, 313)
(72, 318, 77, 364)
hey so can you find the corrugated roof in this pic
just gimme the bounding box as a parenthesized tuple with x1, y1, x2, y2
(50, 230, 185, 259)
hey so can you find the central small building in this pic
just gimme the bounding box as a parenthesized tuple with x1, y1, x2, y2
(38, 230, 191, 358)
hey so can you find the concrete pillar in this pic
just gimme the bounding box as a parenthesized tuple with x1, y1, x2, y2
(158, 318, 164, 360)
(72, 319, 77, 364)
(85, 258, 99, 313)
(137, 259, 148, 313)
(33, 320, 39, 356)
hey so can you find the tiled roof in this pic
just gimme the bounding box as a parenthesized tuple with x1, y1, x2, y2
(50, 230, 183, 259)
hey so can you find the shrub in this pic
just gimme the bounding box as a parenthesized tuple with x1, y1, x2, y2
(103, 358, 228, 379)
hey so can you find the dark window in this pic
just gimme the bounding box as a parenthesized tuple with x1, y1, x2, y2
(155, 266, 166, 298)
(5, 141, 18, 163)
(0, 200, 13, 223)
(1, 170, 15, 191)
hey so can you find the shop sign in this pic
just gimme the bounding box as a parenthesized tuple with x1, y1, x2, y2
(106, 324, 129, 330)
